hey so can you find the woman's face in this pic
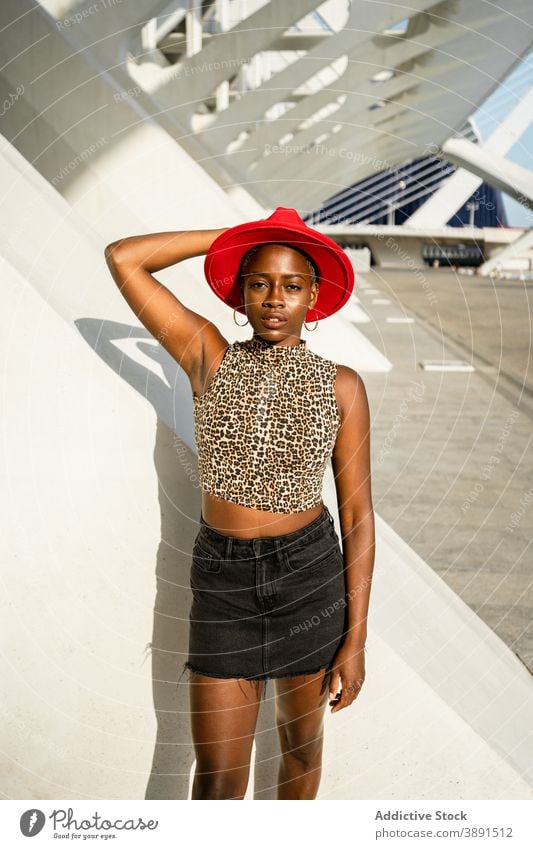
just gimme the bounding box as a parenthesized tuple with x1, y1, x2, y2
(239, 244, 319, 343)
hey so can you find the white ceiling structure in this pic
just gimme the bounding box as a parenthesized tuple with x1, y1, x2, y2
(123, 0, 533, 212)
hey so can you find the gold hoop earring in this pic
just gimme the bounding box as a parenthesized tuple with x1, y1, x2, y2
(233, 309, 249, 326)
(304, 318, 319, 331)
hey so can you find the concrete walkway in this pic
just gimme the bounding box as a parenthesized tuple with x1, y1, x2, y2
(356, 267, 533, 674)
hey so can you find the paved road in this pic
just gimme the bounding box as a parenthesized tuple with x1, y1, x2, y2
(357, 267, 533, 674)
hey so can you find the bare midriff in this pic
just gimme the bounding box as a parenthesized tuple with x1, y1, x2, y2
(201, 490, 324, 538)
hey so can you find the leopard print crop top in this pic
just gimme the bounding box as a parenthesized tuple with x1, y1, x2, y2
(192, 334, 341, 513)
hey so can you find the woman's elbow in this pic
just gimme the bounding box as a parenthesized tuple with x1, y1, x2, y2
(104, 239, 128, 269)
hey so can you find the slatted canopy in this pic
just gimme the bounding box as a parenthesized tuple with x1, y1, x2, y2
(126, 0, 533, 212)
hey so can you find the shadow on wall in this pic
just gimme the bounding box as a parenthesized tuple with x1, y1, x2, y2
(75, 317, 279, 799)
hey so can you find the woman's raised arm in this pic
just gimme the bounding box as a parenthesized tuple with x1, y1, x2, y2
(104, 227, 230, 382)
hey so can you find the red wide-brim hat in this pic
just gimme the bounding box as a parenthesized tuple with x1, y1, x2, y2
(204, 206, 355, 322)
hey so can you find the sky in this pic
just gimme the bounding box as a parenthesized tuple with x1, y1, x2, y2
(474, 54, 533, 226)
(500, 124, 533, 226)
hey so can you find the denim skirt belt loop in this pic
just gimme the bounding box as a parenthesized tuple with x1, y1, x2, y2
(178, 505, 348, 697)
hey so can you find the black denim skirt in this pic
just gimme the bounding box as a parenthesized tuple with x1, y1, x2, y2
(178, 505, 348, 694)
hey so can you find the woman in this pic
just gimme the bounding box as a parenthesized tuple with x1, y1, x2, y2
(105, 206, 375, 800)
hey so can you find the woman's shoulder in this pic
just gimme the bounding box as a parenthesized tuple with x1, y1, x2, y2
(334, 364, 369, 418)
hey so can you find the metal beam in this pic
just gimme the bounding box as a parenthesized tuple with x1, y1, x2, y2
(441, 137, 533, 212)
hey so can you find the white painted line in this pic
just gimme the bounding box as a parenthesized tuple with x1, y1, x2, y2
(386, 316, 415, 323)
(420, 360, 475, 372)
(371, 298, 391, 304)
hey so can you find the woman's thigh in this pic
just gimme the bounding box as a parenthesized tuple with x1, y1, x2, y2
(274, 668, 331, 751)
(189, 673, 265, 771)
